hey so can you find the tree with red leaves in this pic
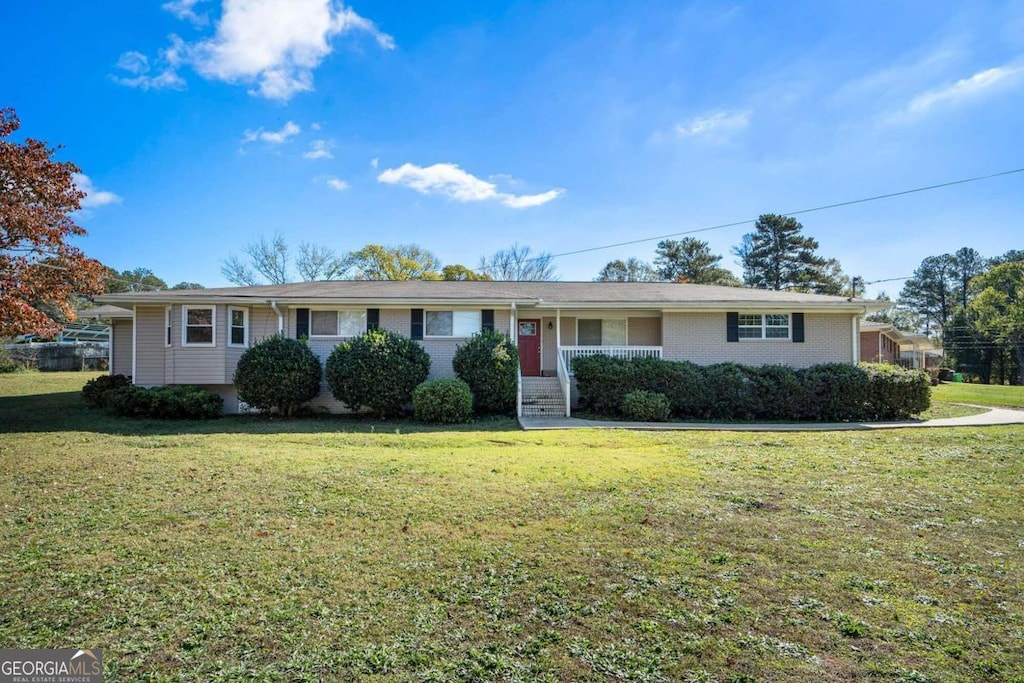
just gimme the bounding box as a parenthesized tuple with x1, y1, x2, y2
(1, 107, 105, 337)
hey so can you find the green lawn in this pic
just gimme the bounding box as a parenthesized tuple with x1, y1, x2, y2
(2, 372, 1023, 682)
(933, 381, 1024, 409)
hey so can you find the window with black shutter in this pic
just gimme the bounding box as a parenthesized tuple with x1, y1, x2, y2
(410, 309, 424, 340)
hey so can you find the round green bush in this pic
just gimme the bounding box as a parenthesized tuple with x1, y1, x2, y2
(233, 335, 322, 417)
(413, 378, 474, 424)
(82, 373, 132, 409)
(621, 389, 671, 422)
(452, 330, 519, 414)
(325, 330, 430, 418)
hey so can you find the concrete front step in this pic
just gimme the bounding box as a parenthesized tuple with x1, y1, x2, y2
(521, 376, 567, 416)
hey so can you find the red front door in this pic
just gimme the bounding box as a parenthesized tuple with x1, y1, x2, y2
(517, 319, 541, 376)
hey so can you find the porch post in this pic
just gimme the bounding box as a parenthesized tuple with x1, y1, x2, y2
(556, 309, 561, 358)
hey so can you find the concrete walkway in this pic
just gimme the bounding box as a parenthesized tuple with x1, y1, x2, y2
(519, 404, 1024, 432)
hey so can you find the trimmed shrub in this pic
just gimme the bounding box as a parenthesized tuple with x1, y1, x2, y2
(572, 354, 635, 415)
(82, 374, 132, 409)
(233, 335, 322, 417)
(747, 365, 804, 420)
(452, 330, 519, 414)
(325, 330, 430, 418)
(621, 390, 671, 422)
(413, 378, 474, 424)
(105, 385, 223, 419)
(573, 356, 930, 422)
(702, 363, 756, 420)
(861, 362, 931, 419)
(799, 363, 870, 421)
(631, 357, 706, 419)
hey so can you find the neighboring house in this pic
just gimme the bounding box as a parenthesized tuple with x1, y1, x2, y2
(858, 321, 941, 370)
(97, 281, 889, 417)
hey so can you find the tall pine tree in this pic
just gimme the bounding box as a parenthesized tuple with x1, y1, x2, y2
(735, 214, 845, 294)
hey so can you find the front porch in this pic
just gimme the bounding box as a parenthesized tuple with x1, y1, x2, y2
(514, 309, 665, 418)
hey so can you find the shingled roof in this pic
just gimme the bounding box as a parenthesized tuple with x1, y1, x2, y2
(99, 280, 888, 311)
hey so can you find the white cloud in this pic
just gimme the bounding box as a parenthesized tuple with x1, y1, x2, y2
(904, 64, 1023, 117)
(242, 120, 301, 144)
(73, 174, 122, 209)
(115, 0, 393, 101)
(162, 0, 209, 26)
(110, 49, 186, 90)
(325, 176, 349, 191)
(303, 139, 334, 159)
(370, 157, 379, 169)
(675, 110, 750, 138)
(377, 162, 565, 209)
(188, 0, 394, 100)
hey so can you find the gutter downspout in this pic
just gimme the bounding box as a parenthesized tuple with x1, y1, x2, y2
(851, 311, 862, 365)
(269, 300, 284, 335)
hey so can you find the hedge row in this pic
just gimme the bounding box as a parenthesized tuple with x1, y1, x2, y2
(82, 375, 223, 419)
(573, 356, 930, 422)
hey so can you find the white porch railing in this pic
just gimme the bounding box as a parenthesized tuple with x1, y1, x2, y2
(516, 367, 523, 418)
(555, 346, 572, 417)
(560, 346, 663, 374)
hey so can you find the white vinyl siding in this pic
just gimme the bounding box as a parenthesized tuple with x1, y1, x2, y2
(425, 310, 480, 338)
(183, 306, 215, 346)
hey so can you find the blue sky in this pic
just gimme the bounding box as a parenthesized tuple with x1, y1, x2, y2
(4, 0, 1023, 296)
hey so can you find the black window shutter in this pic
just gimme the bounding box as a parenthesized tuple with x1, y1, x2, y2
(726, 312, 739, 342)
(410, 309, 424, 340)
(367, 308, 380, 332)
(296, 308, 310, 339)
(481, 309, 495, 332)
(792, 313, 805, 343)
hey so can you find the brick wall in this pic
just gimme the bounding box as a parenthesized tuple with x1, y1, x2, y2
(662, 312, 854, 367)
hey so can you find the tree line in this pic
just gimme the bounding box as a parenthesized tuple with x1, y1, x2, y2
(595, 214, 849, 296)
(219, 237, 556, 285)
(883, 248, 1024, 384)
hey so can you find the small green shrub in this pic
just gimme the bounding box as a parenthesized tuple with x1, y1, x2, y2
(452, 330, 518, 414)
(82, 374, 132, 409)
(0, 346, 23, 373)
(413, 378, 474, 424)
(325, 330, 430, 418)
(621, 390, 671, 422)
(860, 362, 931, 419)
(233, 335, 322, 417)
(106, 385, 223, 419)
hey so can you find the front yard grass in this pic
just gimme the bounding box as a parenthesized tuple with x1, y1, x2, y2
(933, 381, 1024, 409)
(2, 372, 1023, 681)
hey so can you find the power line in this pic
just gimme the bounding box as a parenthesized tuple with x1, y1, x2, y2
(539, 166, 1024, 263)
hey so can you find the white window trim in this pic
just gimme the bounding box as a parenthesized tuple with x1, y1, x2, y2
(164, 306, 172, 348)
(575, 317, 629, 346)
(308, 308, 367, 338)
(228, 306, 249, 348)
(738, 312, 791, 341)
(424, 309, 481, 339)
(182, 305, 216, 347)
